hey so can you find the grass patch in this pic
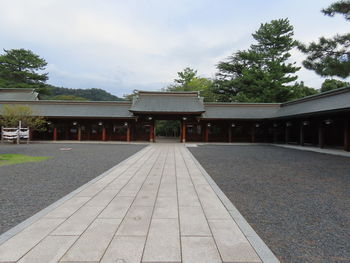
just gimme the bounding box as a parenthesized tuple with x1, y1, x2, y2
(0, 154, 51, 166)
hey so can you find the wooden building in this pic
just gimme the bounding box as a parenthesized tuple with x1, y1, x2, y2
(0, 88, 349, 151)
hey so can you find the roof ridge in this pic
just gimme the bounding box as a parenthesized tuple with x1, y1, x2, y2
(282, 86, 350, 107)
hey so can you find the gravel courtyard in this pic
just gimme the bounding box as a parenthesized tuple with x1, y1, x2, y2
(0, 143, 146, 235)
(189, 145, 350, 263)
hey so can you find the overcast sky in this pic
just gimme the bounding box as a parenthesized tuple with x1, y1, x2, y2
(0, 0, 348, 97)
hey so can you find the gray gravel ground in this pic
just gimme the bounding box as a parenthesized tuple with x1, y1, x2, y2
(189, 145, 350, 263)
(0, 143, 145, 235)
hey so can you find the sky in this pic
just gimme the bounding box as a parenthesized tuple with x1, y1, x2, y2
(0, 0, 349, 97)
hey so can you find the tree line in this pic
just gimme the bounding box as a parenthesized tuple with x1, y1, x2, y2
(0, 0, 349, 103)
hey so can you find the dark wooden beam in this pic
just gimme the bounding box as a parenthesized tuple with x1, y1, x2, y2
(300, 124, 304, 146)
(285, 126, 289, 144)
(318, 123, 324, 148)
(344, 119, 350, 151)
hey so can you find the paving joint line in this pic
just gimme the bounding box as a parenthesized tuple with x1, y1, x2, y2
(140, 145, 170, 263)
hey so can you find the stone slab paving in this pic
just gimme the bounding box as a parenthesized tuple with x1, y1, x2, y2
(0, 144, 275, 263)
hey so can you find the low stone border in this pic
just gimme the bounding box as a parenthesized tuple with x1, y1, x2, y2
(0, 145, 150, 245)
(185, 146, 280, 263)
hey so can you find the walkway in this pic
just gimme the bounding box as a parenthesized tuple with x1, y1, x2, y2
(0, 144, 271, 263)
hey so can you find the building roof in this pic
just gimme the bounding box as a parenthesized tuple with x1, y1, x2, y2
(274, 86, 350, 118)
(0, 87, 350, 119)
(0, 100, 134, 118)
(129, 91, 205, 114)
(202, 103, 280, 119)
(0, 89, 39, 101)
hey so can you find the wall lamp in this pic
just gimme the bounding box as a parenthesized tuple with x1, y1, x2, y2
(124, 122, 128, 127)
(273, 123, 278, 128)
(72, 121, 78, 126)
(182, 117, 187, 121)
(303, 121, 310, 126)
(255, 123, 260, 128)
(148, 117, 153, 121)
(286, 122, 292, 127)
(231, 123, 236, 128)
(98, 121, 103, 126)
(207, 123, 211, 127)
(325, 119, 333, 125)
(47, 121, 52, 125)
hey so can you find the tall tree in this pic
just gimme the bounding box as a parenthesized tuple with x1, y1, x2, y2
(166, 67, 217, 102)
(321, 78, 350, 92)
(298, 0, 350, 78)
(215, 18, 310, 103)
(0, 49, 49, 94)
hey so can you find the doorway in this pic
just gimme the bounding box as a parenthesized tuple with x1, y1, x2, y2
(155, 120, 180, 143)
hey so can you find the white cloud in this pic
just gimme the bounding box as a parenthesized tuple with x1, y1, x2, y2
(0, 0, 348, 96)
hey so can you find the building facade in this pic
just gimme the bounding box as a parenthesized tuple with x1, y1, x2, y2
(0, 88, 349, 151)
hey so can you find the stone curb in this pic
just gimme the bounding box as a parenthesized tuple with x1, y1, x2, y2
(0, 145, 151, 245)
(185, 146, 280, 263)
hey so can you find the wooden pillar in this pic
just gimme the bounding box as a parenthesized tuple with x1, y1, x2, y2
(318, 122, 324, 148)
(78, 126, 82, 141)
(251, 124, 255, 143)
(344, 119, 349, 151)
(228, 126, 232, 143)
(273, 127, 278, 144)
(149, 122, 154, 142)
(204, 124, 209, 142)
(65, 125, 69, 140)
(182, 122, 186, 143)
(102, 127, 106, 141)
(53, 127, 57, 141)
(285, 126, 289, 144)
(300, 124, 304, 146)
(126, 125, 131, 142)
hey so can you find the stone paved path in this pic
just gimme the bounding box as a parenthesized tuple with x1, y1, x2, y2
(0, 144, 263, 263)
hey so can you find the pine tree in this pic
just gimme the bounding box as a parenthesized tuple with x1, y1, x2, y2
(298, 0, 350, 78)
(215, 18, 310, 103)
(0, 49, 49, 94)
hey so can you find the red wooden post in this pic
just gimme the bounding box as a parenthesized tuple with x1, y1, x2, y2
(204, 124, 209, 142)
(102, 127, 106, 141)
(126, 125, 131, 142)
(78, 126, 82, 141)
(53, 127, 57, 141)
(182, 122, 186, 143)
(344, 119, 349, 151)
(149, 122, 154, 142)
(251, 124, 255, 143)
